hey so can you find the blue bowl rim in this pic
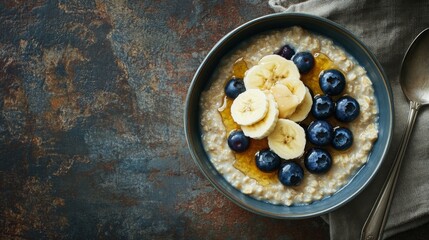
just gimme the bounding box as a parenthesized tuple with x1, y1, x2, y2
(184, 12, 394, 219)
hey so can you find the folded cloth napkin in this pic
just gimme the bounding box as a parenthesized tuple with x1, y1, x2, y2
(268, 0, 429, 239)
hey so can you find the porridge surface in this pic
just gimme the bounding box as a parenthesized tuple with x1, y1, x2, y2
(199, 26, 378, 206)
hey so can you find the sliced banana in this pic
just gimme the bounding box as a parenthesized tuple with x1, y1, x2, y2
(268, 119, 306, 160)
(244, 54, 300, 91)
(231, 89, 268, 126)
(283, 77, 307, 103)
(270, 83, 300, 119)
(258, 55, 301, 86)
(289, 88, 313, 122)
(243, 65, 272, 90)
(241, 93, 279, 139)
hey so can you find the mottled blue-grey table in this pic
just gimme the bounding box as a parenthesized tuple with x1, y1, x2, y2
(1, 1, 428, 239)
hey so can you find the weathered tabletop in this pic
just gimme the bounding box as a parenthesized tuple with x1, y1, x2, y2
(1, 1, 428, 239)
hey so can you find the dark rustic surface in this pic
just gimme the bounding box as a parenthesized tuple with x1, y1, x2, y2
(0, 1, 428, 239)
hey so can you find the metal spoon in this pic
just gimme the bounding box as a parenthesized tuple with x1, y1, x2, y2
(361, 28, 429, 240)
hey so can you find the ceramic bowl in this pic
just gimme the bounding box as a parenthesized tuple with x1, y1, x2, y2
(184, 13, 393, 219)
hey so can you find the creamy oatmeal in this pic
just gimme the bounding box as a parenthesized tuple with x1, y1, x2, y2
(199, 26, 378, 206)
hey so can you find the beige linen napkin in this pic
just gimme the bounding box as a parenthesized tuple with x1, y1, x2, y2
(268, 0, 429, 239)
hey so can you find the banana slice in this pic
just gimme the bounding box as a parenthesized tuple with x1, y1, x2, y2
(244, 54, 300, 91)
(243, 65, 273, 90)
(268, 119, 306, 160)
(289, 88, 313, 122)
(241, 93, 279, 139)
(231, 89, 268, 126)
(270, 83, 300, 119)
(283, 77, 307, 103)
(258, 55, 301, 85)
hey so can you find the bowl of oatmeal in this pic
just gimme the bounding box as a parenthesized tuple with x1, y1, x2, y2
(184, 13, 393, 218)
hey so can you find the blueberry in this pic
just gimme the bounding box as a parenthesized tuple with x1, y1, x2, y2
(307, 120, 333, 146)
(292, 52, 315, 74)
(227, 130, 250, 152)
(304, 148, 332, 174)
(255, 149, 281, 173)
(335, 96, 360, 122)
(332, 127, 353, 150)
(319, 69, 346, 96)
(311, 95, 335, 119)
(278, 161, 304, 186)
(276, 44, 295, 60)
(224, 78, 246, 99)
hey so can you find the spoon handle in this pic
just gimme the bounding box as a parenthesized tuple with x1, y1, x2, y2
(361, 100, 420, 240)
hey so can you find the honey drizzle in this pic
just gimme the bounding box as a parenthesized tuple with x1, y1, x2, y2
(219, 58, 277, 186)
(219, 54, 339, 186)
(301, 53, 336, 96)
(301, 53, 346, 128)
(219, 100, 276, 186)
(231, 57, 248, 79)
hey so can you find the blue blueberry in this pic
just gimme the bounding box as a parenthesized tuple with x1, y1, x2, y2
(227, 130, 250, 152)
(276, 44, 295, 60)
(335, 96, 360, 122)
(319, 69, 346, 96)
(311, 95, 335, 119)
(292, 52, 315, 74)
(332, 127, 353, 150)
(307, 120, 333, 146)
(255, 149, 281, 173)
(304, 148, 332, 174)
(278, 161, 304, 186)
(224, 78, 246, 99)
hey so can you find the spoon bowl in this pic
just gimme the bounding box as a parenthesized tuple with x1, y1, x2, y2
(362, 28, 429, 240)
(400, 28, 429, 105)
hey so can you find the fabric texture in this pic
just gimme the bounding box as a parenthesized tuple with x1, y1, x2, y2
(268, 0, 429, 239)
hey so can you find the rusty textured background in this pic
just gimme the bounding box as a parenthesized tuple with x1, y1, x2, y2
(1, 1, 428, 239)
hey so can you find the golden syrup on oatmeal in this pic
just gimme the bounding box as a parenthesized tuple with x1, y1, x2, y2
(219, 98, 277, 186)
(300, 53, 346, 128)
(300, 53, 342, 123)
(232, 57, 248, 78)
(301, 53, 336, 96)
(219, 58, 278, 186)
